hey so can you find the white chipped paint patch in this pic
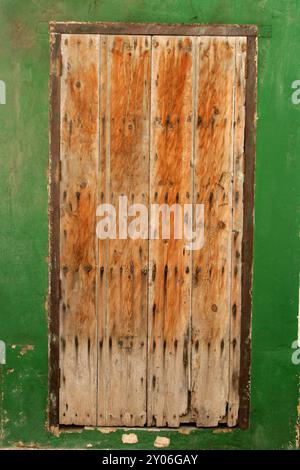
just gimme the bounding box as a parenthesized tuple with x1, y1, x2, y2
(0, 80, 5, 104)
(20, 345, 34, 356)
(122, 433, 138, 444)
(98, 427, 117, 434)
(0, 340, 6, 364)
(154, 436, 170, 448)
(178, 426, 194, 435)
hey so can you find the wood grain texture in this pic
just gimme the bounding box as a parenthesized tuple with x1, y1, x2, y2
(49, 32, 61, 427)
(55, 32, 250, 428)
(50, 22, 258, 37)
(97, 35, 151, 426)
(191, 36, 236, 427)
(228, 37, 247, 427)
(238, 36, 257, 429)
(147, 36, 193, 427)
(59, 34, 99, 425)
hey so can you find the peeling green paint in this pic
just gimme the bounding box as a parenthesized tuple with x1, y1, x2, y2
(0, 0, 299, 449)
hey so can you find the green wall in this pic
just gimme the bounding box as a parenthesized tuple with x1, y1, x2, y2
(0, 0, 299, 450)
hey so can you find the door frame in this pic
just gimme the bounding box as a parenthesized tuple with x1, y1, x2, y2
(48, 22, 257, 429)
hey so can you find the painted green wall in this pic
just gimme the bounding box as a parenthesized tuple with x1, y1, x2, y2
(0, 0, 299, 450)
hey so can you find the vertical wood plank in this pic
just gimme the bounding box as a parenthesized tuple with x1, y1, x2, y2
(97, 34, 109, 427)
(49, 32, 61, 428)
(147, 36, 194, 427)
(97, 35, 151, 426)
(191, 36, 236, 427)
(228, 37, 247, 427)
(59, 34, 99, 425)
(238, 36, 257, 429)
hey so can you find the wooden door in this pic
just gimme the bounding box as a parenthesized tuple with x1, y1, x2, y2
(49, 27, 255, 428)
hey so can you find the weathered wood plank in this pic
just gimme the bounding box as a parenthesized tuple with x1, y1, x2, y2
(191, 36, 236, 427)
(97, 35, 151, 426)
(147, 36, 194, 427)
(56, 31, 250, 429)
(50, 22, 258, 38)
(228, 37, 247, 427)
(49, 32, 61, 428)
(59, 34, 99, 425)
(97, 34, 109, 427)
(238, 36, 257, 429)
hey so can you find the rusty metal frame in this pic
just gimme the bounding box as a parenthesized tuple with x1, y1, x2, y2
(48, 22, 257, 429)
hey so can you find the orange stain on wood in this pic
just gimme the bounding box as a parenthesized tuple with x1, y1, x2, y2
(191, 37, 238, 427)
(58, 33, 246, 428)
(147, 36, 193, 427)
(97, 35, 150, 427)
(59, 34, 99, 425)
